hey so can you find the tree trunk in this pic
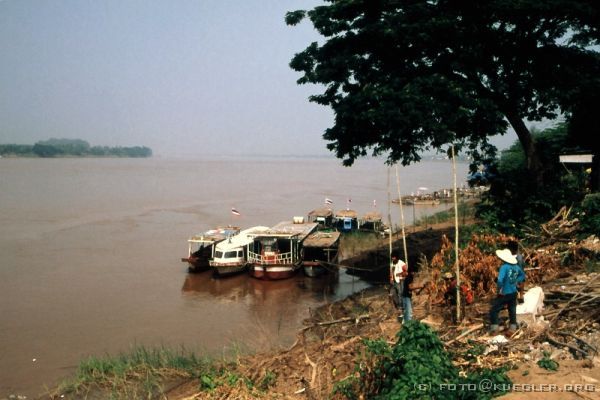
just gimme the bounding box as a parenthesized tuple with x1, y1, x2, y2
(504, 109, 544, 187)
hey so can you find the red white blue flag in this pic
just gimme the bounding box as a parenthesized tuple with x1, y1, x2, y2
(231, 208, 241, 216)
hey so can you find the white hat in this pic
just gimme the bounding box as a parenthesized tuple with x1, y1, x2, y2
(495, 248, 517, 264)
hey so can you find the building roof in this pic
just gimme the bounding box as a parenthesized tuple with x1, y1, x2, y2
(308, 208, 334, 218)
(335, 209, 358, 218)
(361, 211, 382, 222)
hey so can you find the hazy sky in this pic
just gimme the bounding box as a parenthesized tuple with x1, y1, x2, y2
(0, 1, 518, 157)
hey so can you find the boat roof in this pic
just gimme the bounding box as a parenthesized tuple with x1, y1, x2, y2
(188, 226, 240, 243)
(308, 208, 334, 218)
(335, 209, 358, 218)
(361, 211, 382, 222)
(250, 221, 318, 240)
(303, 231, 341, 248)
(215, 226, 270, 250)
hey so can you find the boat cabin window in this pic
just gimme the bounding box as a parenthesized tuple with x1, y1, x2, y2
(237, 250, 243, 257)
(224, 251, 237, 258)
(215, 251, 224, 258)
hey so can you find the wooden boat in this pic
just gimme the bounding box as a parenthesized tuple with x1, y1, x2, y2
(406, 198, 441, 205)
(301, 231, 341, 277)
(181, 226, 240, 273)
(247, 218, 318, 280)
(393, 196, 441, 205)
(209, 226, 270, 277)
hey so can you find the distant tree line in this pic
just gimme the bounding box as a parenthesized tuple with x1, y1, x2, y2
(0, 138, 152, 158)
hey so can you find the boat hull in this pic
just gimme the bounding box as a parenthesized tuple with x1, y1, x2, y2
(182, 255, 211, 273)
(249, 263, 300, 280)
(302, 261, 326, 278)
(211, 263, 247, 277)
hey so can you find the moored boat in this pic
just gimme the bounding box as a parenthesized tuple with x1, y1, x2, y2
(210, 226, 270, 277)
(301, 231, 341, 277)
(247, 218, 318, 280)
(181, 226, 240, 273)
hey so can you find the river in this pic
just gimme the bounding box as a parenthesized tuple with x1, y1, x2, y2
(0, 155, 468, 397)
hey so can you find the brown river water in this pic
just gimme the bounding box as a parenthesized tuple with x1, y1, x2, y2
(0, 156, 468, 397)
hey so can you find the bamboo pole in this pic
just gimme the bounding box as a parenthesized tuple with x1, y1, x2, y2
(451, 145, 461, 322)
(395, 165, 409, 267)
(387, 167, 393, 283)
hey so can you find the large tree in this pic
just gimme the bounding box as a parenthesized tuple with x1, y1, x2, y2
(286, 0, 600, 188)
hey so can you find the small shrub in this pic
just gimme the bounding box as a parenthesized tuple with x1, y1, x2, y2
(537, 351, 559, 371)
(338, 321, 511, 399)
(580, 193, 600, 235)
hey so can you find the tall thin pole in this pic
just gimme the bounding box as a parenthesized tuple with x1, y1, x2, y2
(387, 167, 393, 283)
(451, 145, 461, 322)
(395, 165, 409, 267)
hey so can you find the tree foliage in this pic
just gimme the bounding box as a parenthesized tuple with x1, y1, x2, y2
(286, 0, 600, 187)
(478, 123, 590, 235)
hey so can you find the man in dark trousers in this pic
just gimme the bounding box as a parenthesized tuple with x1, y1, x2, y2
(489, 248, 526, 335)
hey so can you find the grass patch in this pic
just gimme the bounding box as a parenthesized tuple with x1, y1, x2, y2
(53, 345, 223, 399)
(414, 201, 476, 227)
(340, 231, 382, 256)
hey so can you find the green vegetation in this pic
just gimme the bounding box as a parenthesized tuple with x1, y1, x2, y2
(414, 201, 476, 228)
(52, 345, 285, 399)
(0, 138, 152, 158)
(477, 123, 593, 237)
(334, 321, 511, 399)
(340, 231, 383, 256)
(54, 345, 226, 399)
(537, 351, 559, 371)
(286, 1, 599, 192)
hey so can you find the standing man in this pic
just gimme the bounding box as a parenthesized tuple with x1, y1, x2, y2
(489, 248, 526, 335)
(391, 252, 407, 318)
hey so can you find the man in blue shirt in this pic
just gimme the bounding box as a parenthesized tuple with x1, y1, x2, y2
(489, 248, 526, 335)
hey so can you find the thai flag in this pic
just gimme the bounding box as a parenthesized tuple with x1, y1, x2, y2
(325, 198, 333, 205)
(231, 208, 241, 216)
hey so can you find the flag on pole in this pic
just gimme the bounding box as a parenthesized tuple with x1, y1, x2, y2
(231, 208, 241, 216)
(325, 198, 333, 205)
(373, 199, 377, 207)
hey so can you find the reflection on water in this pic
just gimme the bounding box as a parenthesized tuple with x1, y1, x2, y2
(181, 270, 358, 304)
(179, 270, 370, 351)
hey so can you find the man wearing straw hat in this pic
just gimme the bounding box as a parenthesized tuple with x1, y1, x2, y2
(489, 248, 526, 335)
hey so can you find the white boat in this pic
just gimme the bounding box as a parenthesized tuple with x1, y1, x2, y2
(247, 218, 318, 280)
(180, 226, 240, 273)
(209, 226, 270, 277)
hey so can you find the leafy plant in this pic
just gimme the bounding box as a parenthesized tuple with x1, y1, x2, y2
(537, 351, 559, 371)
(579, 193, 600, 236)
(338, 321, 511, 399)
